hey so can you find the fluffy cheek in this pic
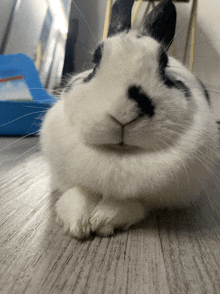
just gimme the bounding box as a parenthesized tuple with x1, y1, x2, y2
(122, 119, 150, 149)
(124, 120, 177, 150)
(80, 116, 122, 145)
(64, 95, 122, 145)
(124, 103, 194, 150)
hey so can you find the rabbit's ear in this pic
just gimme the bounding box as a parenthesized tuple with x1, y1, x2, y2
(108, 0, 135, 37)
(142, 0, 176, 50)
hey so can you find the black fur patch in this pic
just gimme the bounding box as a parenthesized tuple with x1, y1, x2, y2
(83, 71, 95, 83)
(107, 0, 135, 37)
(142, 0, 176, 50)
(137, 34, 143, 39)
(158, 47, 191, 99)
(173, 80, 191, 99)
(158, 47, 168, 82)
(93, 43, 103, 65)
(64, 77, 83, 93)
(128, 86, 155, 117)
(84, 44, 104, 83)
(197, 78, 211, 106)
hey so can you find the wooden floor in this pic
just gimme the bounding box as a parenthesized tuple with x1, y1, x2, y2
(1, 137, 220, 294)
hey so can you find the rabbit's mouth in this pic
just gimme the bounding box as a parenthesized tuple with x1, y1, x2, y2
(102, 142, 141, 152)
(118, 141, 125, 147)
(110, 142, 127, 149)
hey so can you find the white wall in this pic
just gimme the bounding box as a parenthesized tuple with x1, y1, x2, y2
(3, 0, 48, 58)
(0, 0, 16, 47)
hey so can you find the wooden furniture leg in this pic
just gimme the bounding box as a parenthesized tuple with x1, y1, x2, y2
(132, 0, 144, 27)
(183, 0, 198, 71)
(103, 0, 113, 40)
(189, 0, 198, 71)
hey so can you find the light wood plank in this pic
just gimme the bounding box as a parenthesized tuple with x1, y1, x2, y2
(157, 177, 220, 294)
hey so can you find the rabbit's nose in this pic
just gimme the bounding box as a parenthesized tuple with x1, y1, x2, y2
(108, 114, 139, 126)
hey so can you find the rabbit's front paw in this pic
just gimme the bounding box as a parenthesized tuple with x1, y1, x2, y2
(56, 211, 91, 240)
(90, 199, 146, 237)
(55, 187, 98, 239)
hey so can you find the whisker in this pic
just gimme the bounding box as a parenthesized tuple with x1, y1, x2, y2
(194, 155, 220, 185)
(175, 38, 220, 55)
(166, 124, 220, 155)
(156, 136, 191, 186)
(154, 141, 180, 187)
(23, 105, 50, 109)
(15, 144, 40, 160)
(157, 126, 220, 176)
(142, 137, 180, 187)
(77, 39, 96, 52)
(162, 124, 220, 161)
(196, 149, 220, 171)
(165, 9, 198, 51)
(0, 111, 47, 128)
(71, 0, 97, 43)
(164, 72, 220, 98)
(1, 143, 40, 164)
(187, 86, 220, 97)
(0, 132, 38, 153)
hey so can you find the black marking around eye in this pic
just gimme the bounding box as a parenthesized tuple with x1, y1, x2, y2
(128, 86, 155, 117)
(93, 43, 103, 65)
(173, 80, 191, 99)
(197, 78, 211, 106)
(84, 44, 104, 83)
(64, 77, 83, 93)
(83, 71, 95, 83)
(158, 46, 168, 79)
(158, 46, 191, 99)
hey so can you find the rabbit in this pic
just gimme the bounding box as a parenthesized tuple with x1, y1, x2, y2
(40, 0, 219, 239)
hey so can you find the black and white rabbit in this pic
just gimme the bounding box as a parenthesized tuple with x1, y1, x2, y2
(40, 0, 219, 239)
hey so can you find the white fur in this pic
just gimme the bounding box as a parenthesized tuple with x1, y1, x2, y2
(40, 31, 219, 239)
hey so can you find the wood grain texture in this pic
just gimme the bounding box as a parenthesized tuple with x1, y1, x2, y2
(0, 137, 220, 294)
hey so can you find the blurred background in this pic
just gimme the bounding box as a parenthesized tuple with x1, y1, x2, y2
(0, 0, 220, 118)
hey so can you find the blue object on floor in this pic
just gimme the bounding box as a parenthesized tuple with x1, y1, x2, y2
(0, 53, 57, 135)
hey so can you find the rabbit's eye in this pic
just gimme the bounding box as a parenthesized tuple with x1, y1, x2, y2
(93, 43, 103, 65)
(157, 46, 191, 99)
(84, 44, 104, 83)
(158, 46, 168, 81)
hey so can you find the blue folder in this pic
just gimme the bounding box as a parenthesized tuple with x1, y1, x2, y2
(0, 53, 57, 135)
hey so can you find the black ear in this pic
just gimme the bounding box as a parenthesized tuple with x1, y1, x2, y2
(142, 0, 176, 50)
(108, 0, 135, 37)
